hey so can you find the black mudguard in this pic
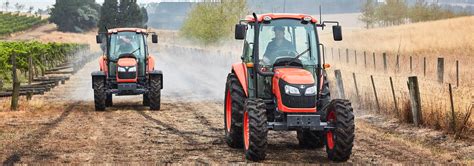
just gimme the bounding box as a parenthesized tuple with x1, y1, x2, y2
(91, 71, 106, 89)
(148, 70, 163, 89)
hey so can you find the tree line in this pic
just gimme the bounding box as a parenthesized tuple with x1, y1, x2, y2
(360, 0, 471, 28)
(49, 0, 148, 33)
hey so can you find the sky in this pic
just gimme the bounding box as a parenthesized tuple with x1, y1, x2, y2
(0, 0, 202, 10)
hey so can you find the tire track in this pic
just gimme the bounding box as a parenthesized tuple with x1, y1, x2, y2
(2, 101, 81, 165)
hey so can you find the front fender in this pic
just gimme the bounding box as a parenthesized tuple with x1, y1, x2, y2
(99, 55, 108, 73)
(91, 71, 106, 89)
(231, 62, 248, 96)
(147, 55, 155, 72)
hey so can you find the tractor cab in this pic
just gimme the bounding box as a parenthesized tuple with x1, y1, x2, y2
(92, 28, 162, 111)
(224, 13, 353, 162)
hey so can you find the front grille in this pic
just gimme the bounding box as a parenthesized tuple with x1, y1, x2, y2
(118, 72, 136, 79)
(279, 80, 316, 108)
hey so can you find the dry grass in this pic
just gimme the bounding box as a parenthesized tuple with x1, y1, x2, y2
(321, 16, 474, 136)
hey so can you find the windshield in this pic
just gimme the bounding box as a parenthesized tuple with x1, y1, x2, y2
(258, 19, 318, 66)
(108, 32, 146, 61)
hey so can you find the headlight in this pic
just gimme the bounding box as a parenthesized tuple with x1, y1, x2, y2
(284, 85, 300, 95)
(305, 85, 317, 96)
(117, 67, 126, 72)
(128, 66, 136, 72)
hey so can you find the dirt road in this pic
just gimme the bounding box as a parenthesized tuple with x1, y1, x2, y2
(0, 46, 472, 164)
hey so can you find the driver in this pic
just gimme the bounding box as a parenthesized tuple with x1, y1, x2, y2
(117, 35, 135, 54)
(263, 26, 295, 62)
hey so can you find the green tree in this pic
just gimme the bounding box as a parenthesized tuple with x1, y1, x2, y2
(49, 0, 100, 33)
(98, 0, 119, 32)
(360, 0, 376, 29)
(181, 0, 247, 45)
(98, 0, 147, 30)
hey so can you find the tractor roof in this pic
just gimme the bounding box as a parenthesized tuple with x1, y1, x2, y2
(244, 13, 317, 23)
(107, 28, 148, 34)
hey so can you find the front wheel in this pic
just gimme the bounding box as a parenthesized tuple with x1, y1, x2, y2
(243, 98, 268, 162)
(93, 77, 106, 111)
(224, 73, 245, 148)
(149, 75, 161, 110)
(324, 99, 355, 162)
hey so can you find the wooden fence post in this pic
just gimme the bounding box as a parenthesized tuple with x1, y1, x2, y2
(408, 76, 422, 126)
(11, 53, 20, 111)
(364, 51, 367, 68)
(373, 52, 376, 70)
(371, 75, 380, 113)
(335, 70, 345, 99)
(410, 56, 413, 73)
(449, 83, 456, 133)
(353, 73, 360, 101)
(383, 52, 388, 73)
(437, 57, 444, 84)
(456, 60, 459, 87)
(390, 77, 399, 117)
(423, 57, 426, 77)
(354, 50, 357, 65)
(338, 48, 341, 61)
(346, 48, 349, 64)
(331, 47, 334, 61)
(28, 55, 33, 85)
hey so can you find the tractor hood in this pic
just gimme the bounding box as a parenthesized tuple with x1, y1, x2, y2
(273, 68, 314, 85)
(117, 58, 137, 67)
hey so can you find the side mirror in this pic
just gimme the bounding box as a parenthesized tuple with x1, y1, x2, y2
(152, 34, 158, 43)
(96, 35, 102, 44)
(332, 25, 342, 41)
(235, 24, 246, 40)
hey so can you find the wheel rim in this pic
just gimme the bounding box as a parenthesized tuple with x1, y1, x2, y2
(225, 89, 232, 132)
(327, 111, 336, 150)
(243, 111, 250, 150)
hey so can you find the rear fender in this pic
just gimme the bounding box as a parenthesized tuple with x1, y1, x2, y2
(231, 63, 248, 96)
(99, 55, 108, 74)
(149, 70, 163, 89)
(147, 55, 155, 72)
(91, 71, 106, 89)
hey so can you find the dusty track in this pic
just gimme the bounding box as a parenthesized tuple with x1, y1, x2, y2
(0, 46, 472, 164)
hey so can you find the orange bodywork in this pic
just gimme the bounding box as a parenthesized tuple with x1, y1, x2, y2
(245, 13, 317, 23)
(116, 58, 138, 83)
(107, 28, 148, 34)
(99, 55, 108, 76)
(232, 62, 249, 96)
(147, 55, 155, 72)
(272, 68, 316, 113)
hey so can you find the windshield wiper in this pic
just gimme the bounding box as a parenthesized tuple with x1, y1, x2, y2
(130, 47, 140, 55)
(286, 48, 310, 66)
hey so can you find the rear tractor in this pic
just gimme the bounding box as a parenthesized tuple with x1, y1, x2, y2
(92, 28, 163, 111)
(224, 13, 354, 161)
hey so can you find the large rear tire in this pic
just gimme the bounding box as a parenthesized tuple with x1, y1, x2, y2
(93, 77, 106, 111)
(297, 130, 324, 149)
(243, 98, 268, 162)
(325, 99, 355, 162)
(224, 73, 245, 148)
(149, 74, 161, 111)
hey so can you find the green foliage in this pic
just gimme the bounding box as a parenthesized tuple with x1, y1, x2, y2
(180, 0, 247, 45)
(0, 13, 47, 36)
(98, 0, 148, 32)
(359, 0, 469, 28)
(0, 41, 88, 83)
(49, 0, 100, 33)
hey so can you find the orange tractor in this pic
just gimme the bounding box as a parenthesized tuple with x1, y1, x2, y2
(92, 28, 162, 111)
(224, 13, 354, 161)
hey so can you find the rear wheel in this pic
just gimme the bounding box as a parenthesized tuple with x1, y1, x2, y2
(149, 75, 161, 110)
(224, 73, 245, 148)
(106, 94, 113, 107)
(297, 130, 324, 149)
(325, 99, 355, 162)
(93, 77, 106, 111)
(243, 98, 268, 162)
